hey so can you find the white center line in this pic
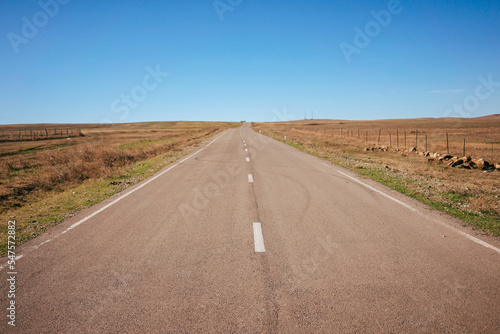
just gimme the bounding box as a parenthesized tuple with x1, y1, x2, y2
(246, 157, 250, 162)
(248, 174, 254, 182)
(244, 144, 247, 146)
(253, 223, 266, 252)
(245, 149, 248, 152)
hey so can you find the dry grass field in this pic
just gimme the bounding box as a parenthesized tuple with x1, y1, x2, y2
(253, 115, 500, 236)
(0, 121, 237, 255)
(270, 115, 500, 161)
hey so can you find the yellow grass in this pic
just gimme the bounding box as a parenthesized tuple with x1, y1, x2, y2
(270, 116, 500, 161)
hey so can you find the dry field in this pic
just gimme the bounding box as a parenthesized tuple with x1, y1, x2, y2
(0, 121, 237, 255)
(253, 115, 500, 235)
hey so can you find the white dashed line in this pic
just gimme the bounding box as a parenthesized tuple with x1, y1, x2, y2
(246, 157, 250, 162)
(248, 174, 254, 183)
(245, 149, 248, 152)
(253, 223, 265, 252)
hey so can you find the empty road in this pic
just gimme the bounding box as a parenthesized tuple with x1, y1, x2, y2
(2, 124, 499, 333)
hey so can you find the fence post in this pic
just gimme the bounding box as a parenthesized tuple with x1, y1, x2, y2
(463, 139, 466, 157)
(396, 129, 399, 148)
(425, 135, 427, 151)
(415, 130, 418, 150)
(404, 131, 407, 147)
(378, 129, 381, 144)
(446, 133, 449, 154)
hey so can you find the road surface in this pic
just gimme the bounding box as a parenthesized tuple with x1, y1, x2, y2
(1, 124, 499, 333)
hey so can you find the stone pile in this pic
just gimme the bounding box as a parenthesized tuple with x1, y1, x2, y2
(430, 155, 499, 170)
(364, 146, 499, 171)
(364, 146, 390, 152)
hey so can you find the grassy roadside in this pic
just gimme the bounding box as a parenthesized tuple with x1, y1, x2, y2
(254, 126, 500, 237)
(0, 125, 235, 255)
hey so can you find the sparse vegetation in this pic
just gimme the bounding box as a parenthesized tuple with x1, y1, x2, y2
(253, 116, 500, 236)
(0, 121, 237, 255)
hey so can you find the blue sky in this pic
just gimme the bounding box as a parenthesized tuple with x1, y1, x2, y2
(1, 0, 499, 124)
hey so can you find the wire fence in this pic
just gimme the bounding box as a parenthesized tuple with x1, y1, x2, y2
(0, 128, 82, 142)
(286, 126, 499, 162)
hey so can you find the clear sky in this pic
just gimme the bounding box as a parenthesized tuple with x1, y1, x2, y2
(1, 0, 499, 124)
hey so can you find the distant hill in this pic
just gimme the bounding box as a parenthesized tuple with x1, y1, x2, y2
(266, 114, 500, 123)
(473, 114, 500, 120)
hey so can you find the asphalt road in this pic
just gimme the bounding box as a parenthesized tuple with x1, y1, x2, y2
(1, 124, 499, 333)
